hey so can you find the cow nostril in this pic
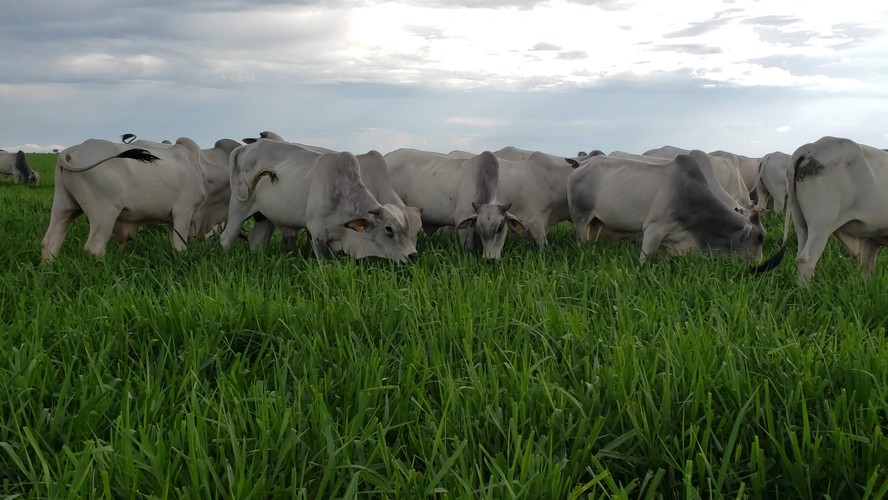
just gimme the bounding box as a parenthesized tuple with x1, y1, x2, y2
(408, 252, 419, 260)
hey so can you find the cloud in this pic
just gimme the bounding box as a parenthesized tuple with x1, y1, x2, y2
(530, 42, 562, 51)
(405, 25, 450, 40)
(444, 116, 499, 127)
(557, 50, 588, 60)
(662, 16, 734, 38)
(653, 44, 723, 55)
(742, 15, 799, 27)
(776, 125, 790, 133)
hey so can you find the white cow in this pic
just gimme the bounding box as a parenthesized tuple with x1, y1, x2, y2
(491, 147, 580, 246)
(608, 150, 750, 216)
(754, 136, 888, 282)
(242, 132, 423, 247)
(0, 150, 39, 186)
(493, 146, 581, 168)
(385, 148, 526, 259)
(710, 150, 760, 195)
(219, 140, 418, 262)
(109, 137, 239, 244)
(644, 145, 752, 209)
(568, 154, 765, 265)
(42, 137, 223, 260)
(754, 152, 791, 212)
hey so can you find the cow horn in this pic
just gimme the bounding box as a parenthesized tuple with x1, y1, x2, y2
(502, 202, 512, 212)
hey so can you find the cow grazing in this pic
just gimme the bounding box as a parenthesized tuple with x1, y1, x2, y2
(645, 145, 752, 209)
(491, 147, 580, 246)
(385, 148, 526, 259)
(241, 132, 422, 247)
(219, 140, 417, 262)
(568, 154, 765, 265)
(608, 150, 751, 217)
(0, 150, 40, 186)
(42, 137, 231, 261)
(754, 152, 791, 212)
(753, 137, 888, 282)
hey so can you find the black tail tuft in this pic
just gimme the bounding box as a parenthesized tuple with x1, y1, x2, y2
(750, 244, 787, 274)
(117, 148, 160, 163)
(121, 133, 137, 144)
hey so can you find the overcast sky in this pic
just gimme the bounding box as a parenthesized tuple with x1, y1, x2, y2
(2, 0, 886, 157)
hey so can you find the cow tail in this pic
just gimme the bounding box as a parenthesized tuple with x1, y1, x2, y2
(750, 152, 802, 273)
(59, 148, 159, 173)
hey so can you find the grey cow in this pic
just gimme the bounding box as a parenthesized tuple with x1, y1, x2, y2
(568, 154, 765, 265)
(0, 150, 39, 186)
(220, 140, 418, 262)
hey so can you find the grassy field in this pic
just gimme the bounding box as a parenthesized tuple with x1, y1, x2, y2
(0, 153, 886, 498)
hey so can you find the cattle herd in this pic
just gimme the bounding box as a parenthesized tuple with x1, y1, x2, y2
(2, 131, 880, 282)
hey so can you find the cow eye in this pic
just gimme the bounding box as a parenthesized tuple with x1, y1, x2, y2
(385, 226, 394, 237)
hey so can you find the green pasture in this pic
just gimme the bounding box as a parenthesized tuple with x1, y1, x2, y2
(0, 154, 886, 498)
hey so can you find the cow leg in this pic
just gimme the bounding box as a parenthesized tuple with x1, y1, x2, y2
(219, 201, 253, 251)
(795, 230, 832, 283)
(42, 207, 82, 261)
(458, 227, 475, 252)
(523, 219, 548, 248)
(248, 219, 276, 251)
(309, 233, 334, 259)
(168, 207, 194, 252)
(859, 239, 882, 277)
(639, 225, 666, 266)
(83, 212, 120, 259)
(572, 216, 592, 243)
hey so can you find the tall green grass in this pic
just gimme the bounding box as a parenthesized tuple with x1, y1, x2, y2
(0, 154, 885, 498)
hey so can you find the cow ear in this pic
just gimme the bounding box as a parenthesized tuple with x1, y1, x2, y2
(345, 218, 372, 233)
(506, 213, 527, 234)
(566, 158, 579, 168)
(456, 214, 477, 230)
(243, 137, 258, 144)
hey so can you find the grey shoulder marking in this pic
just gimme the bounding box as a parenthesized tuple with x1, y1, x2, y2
(14, 151, 32, 177)
(669, 155, 745, 247)
(474, 151, 499, 204)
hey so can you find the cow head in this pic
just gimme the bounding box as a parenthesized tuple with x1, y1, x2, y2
(399, 206, 424, 246)
(456, 201, 526, 259)
(340, 204, 419, 262)
(729, 210, 765, 261)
